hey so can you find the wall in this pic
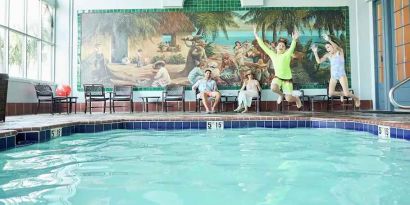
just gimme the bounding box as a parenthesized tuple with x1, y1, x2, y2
(6, 0, 376, 114)
(68, 0, 375, 101)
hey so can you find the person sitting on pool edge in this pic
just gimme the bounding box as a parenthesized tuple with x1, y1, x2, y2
(192, 69, 221, 114)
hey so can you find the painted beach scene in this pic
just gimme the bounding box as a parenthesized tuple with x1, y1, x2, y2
(79, 8, 349, 89)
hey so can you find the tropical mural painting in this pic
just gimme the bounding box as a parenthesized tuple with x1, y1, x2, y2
(79, 7, 349, 89)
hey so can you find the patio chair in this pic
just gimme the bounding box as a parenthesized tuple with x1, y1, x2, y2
(111, 85, 134, 113)
(162, 84, 185, 112)
(195, 88, 220, 112)
(327, 82, 355, 111)
(248, 89, 261, 113)
(34, 84, 67, 114)
(228, 88, 261, 112)
(84, 84, 110, 114)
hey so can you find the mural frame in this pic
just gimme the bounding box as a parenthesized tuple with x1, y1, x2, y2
(77, 6, 350, 91)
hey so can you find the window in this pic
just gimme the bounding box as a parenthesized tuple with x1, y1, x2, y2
(9, 0, 25, 32)
(27, 0, 41, 37)
(0, 0, 6, 26)
(41, 43, 52, 81)
(9, 31, 25, 78)
(27, 37, 39, 79)
(376, 2, 384, 83)
(0, 0, 55, 81)
(394, 0, 410, 80)
(42, 2, 54, 43)
(0, 28, 5, 73)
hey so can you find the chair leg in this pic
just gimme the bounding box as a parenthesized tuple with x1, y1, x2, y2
(113, 101, 116, 113)
(66, 101, 69, 114)
(36, 101, 40, 114)
(74, 100, 77, 114)
(183, 100, 185, 112)
(84, 99, 87, 114)
(257, 100, 260, 113)
(331, 99, 334, 111)
(51, 100, 56, 115)
(103, 101, 106, 113)
(130, 100, 133, 113)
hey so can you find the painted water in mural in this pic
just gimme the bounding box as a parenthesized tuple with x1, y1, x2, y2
(79, 8, 349, 89)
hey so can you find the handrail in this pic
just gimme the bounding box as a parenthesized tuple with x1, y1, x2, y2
(389, 77, 410, 109)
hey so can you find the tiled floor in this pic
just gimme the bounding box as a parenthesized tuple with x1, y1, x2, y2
(1, 111, 409, 134)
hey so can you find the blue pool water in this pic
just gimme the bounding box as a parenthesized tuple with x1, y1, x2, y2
(1, 128, 409, 205)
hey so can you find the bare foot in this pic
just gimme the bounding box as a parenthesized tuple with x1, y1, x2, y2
(234, 106, 243, 112)
(241, 108, 248, 113)
(354, 97, 360, 108)
(211, 107, 217, 113)
(296, 98, 303, 109)
(277, 95, 283, 104)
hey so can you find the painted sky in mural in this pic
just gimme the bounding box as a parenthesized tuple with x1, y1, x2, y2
(79, 8, 349, 89)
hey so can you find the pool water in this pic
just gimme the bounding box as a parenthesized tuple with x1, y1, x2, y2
(1, 128, 409, 205)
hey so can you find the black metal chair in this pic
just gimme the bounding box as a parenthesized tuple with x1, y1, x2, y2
(34, 84, 67, 114)
(162, 84, 185, 112)
(111, 85, 134, 113)
(247, 88, 261, 113)
(327, 82, 355, 111)
(84, 84, 110, 114)
(220, 92, 238, 112)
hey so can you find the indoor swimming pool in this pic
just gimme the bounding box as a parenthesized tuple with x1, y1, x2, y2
(1, 128, 409, 205)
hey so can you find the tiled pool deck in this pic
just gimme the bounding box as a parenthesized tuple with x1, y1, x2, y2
(0, 111, 409, 151)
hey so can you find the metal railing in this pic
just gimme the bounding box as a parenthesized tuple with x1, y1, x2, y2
(389, 77, 410, 109)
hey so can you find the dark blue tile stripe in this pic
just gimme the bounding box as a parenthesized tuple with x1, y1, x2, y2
(2, 121, 410, 152)
(0, 138, 6, 151)
(6, 136, 15, 149)
(404, 129, 410, 141)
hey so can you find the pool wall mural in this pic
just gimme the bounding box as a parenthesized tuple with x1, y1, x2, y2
(77, 7, 349, 90)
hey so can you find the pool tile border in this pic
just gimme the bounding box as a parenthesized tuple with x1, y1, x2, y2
(1, 117, 410, 152)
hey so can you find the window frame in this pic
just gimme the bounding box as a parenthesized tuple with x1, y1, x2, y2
(0, 0, 55, 82)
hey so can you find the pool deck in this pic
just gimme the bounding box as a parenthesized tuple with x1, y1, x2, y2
(1, 111, 409, 136)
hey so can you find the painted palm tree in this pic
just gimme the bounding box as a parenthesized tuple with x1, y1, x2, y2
(185, 11, 239, 40)
(82, 12, 161, 42)
(302, 9, 347, 36)
(242, 9, 306, 42)
(82, 12, 161, 62)
(241, 9, 270, 40)
(274, 10, 306, 36)
(179, 11, 238, 75)
(158, 12, 195, 47)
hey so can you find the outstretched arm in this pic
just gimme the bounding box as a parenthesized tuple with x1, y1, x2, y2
(311, 46, 328, 64)
(323, 34, 343, 55)
(286, 28, 299, 55)
(254, 26, 275, 56)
